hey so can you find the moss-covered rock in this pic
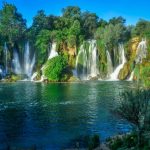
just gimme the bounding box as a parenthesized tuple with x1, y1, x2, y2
(126, 37, 140, 62)
(2, 74, 22, 82)
(118, 63, 131, 80)
(68, 76, 80, 82)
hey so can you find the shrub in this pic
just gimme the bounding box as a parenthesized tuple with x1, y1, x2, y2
(88, 134, 100, 150)
(43, 55, 68, 81)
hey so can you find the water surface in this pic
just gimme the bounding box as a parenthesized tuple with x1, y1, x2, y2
(0, 81, 136, 149)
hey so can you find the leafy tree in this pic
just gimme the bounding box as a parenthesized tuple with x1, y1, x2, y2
(0, 2, 26, 46)
(62, 6, 81, 21)
(81, 11, 98, 38)
(134, 19, 150, 38)
(109, 16, 126, 25)
(32, 10, 48, 32)
(97, 19, 108, 28)
(35, 29, 51, 67)
(68, 20, 81, 47)
(95, 24, 124, 49)
(43, 55, 68, 81)
(116, 90, 150, 148)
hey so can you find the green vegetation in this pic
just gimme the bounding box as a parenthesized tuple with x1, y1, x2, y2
(88, 134, 100, 150)
(43, 55, 72, 82)
(111, 89, 150, 149)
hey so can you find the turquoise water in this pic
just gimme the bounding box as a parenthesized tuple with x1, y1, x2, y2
(0, 81, 136, 149)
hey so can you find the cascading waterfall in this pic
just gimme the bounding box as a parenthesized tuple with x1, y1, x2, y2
(31, 72, 38, 81)
(24, 42, 35, 78)
(0, 65, 4, 78)
(4, 42, 8, 74)
(128, 71, 134, 81)
(87, 40, 99, 78)
(106, 50, 113, 78)
(48, 42, 58, 59)
(76, 40, 99, 80)
(109, 44, 126, 80)
(135, 39, 147, 64)
(12, 49, 22, 74)
(76, 45, 87, 80)
(127, 39, 147, 81)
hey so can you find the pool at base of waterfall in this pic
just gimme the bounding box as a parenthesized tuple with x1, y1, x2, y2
(0, 81, 136, 149)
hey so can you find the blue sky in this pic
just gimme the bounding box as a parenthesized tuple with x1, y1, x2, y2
(0, 0, 150, 27)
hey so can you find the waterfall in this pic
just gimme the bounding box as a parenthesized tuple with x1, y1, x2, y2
(76, 45, 87, 80)
(128, 71, 134, 81)
(106, 50, 113, 78)
(0, 65, 3, 78)
(12, 49, 22, 74)
(135, 39, 147, 64)
(76, 40, 99, 80)
(48, 42, 58, 59)
(24, 42, 35, 78)
(31, 72, 37, 81)
(109, 44, 126, 80)
(87, 40, 99, 78)
(4, 42, 8, 74)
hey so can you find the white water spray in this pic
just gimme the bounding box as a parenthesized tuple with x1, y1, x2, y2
(128, 71, 134, 81)
(4, 43, 8, 74)
(76, 40, 99, 80)
(135, 39, 147, 64)
(106, 50, 113, 78)
(24, 42, 35, 78)
(48, 43, 58, 59)
(109, 44, 126, 80)
(12, 49, 22, 74)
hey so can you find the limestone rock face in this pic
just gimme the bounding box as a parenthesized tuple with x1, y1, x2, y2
(129, 37, 140, 60)
(68, 46, 76, 56)
(118, 37, 141, 80)
(118, 62, 131, 80)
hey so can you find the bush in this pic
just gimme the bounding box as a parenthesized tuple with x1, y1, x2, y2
(141, 63, 150, 87)
(43, 55, 68, 81)
(88, 134, 100, 150)
(114, 89, 150, 149)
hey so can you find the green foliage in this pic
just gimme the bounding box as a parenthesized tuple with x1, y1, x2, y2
(0, 2, 26, 45)
(43, 55, 69, 81)
(81, 12, 98, 38)
(108, 133, 138, 150)
(141, 64, 150, 87)
(109, 16, 126, 25)
(116, 89, 150, 148)
(96, 39, 107, 77)
(35, 29, 51, 66)
(0, 2, 26, 71)
(86, 135, 100, 150)
(62, 6, 81, 21)
(95, 23, 129, 50)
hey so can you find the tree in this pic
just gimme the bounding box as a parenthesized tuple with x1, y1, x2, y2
(97, 19, 108, 28)
(81, 11, 98, 38)
(68, 20, 81, 47)
(35, 29, 51, 67)
(134, 19, 150, 37)
(0, 2, 26, 46)
(109, 16, 126, 25)
(62, 6, 81, 21)
(116, 90, 150, 148)
(32, 10, 47, 32)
